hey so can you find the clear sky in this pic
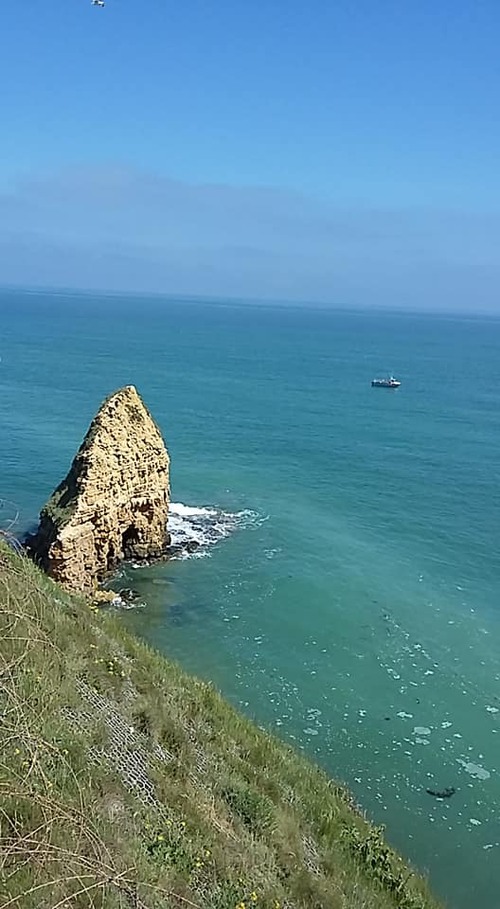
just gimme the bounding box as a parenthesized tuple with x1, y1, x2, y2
(1, 0, 500, 309)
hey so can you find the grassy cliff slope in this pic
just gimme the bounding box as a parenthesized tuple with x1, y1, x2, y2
(0, 541, 441, 909)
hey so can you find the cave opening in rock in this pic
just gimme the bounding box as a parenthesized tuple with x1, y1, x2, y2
(122, 524, 140, 558)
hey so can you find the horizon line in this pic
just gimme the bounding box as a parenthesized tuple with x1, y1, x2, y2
(1, 282, 499, 321)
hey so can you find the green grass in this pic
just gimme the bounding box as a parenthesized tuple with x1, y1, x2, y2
(40, 464, 80, 527)
(0, 540, 442, 909)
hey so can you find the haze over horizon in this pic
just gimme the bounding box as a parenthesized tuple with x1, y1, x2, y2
(1, 1, 500, 312)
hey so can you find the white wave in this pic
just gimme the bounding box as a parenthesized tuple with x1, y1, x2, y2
(169, 502, 218, 518)
(109, 595, 146, 610)
(167, 501, 261, 559)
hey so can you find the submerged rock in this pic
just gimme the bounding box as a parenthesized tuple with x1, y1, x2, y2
(28, 386, 170, 592)
(426, 786, 456, 799)
(117, 587, 141, 602)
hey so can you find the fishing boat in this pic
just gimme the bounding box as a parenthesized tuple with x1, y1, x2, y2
(371, 376, 401, 388)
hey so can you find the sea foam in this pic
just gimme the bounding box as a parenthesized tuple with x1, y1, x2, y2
(167, 502, 262, 559)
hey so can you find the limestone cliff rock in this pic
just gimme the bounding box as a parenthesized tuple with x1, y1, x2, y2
(29, 386, 170, 592)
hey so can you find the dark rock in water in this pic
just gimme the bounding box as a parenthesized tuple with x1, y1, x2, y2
(166, 538, 200, 557)
(426, 786, 456, 799)
(118, 587, 141, 602)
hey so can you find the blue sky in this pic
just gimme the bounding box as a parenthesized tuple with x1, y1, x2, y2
(1, 0, 500, 309)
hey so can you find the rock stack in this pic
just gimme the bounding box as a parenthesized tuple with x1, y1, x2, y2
(28, 386, 170, 592)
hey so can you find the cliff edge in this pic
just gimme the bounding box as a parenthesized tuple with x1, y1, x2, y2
(0, 541, 441, 909)
(28, 385, 170, 591)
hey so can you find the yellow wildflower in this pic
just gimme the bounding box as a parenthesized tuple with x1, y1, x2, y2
(251, 894, 258, 903)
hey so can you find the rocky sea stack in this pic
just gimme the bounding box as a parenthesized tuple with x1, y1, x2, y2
(28, 386, 170, 592)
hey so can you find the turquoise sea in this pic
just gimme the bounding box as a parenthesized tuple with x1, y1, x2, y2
(1, 289, 500, 909)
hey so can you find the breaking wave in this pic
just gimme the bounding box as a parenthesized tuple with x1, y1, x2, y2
(167, 502, 263, 559)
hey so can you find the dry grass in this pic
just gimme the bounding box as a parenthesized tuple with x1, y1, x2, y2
(0, 541, 442, 909)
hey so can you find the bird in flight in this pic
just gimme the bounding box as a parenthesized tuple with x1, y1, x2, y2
(92, 0, 105, 7)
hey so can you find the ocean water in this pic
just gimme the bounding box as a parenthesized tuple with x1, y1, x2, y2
(1, 288, 500, 908)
